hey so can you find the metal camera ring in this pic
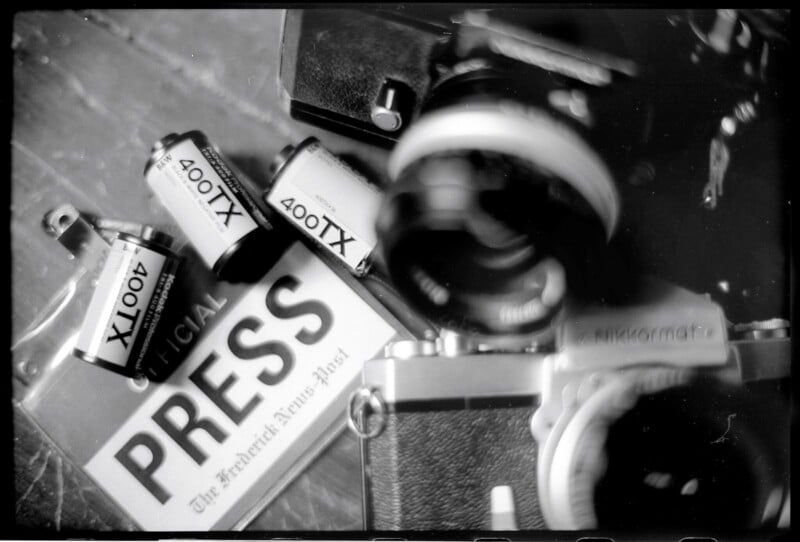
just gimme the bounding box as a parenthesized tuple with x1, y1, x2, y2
(347, 387, 387, 440)
(386, 102, 621, 239)
(543, 367, 695, 529)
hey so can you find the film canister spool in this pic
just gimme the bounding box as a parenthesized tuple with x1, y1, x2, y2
(144, 130, 283, 281)
(74, 231, 180, 378)
(266, 137, 383, 275)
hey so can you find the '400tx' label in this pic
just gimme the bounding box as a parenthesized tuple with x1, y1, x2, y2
(76, 239, 170, 369)
(266, 143, 382, 274)
(146, 138, 259, 269)
(84, 243, 398, 530)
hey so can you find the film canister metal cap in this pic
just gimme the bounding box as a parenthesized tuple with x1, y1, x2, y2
(268, 137, 318, 180)
(140, 225, 174, 250)
(143, 133, 180, 175)
(269, 143, 298, 178)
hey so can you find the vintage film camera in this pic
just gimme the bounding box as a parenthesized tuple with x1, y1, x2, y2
(279, 8, 790, 531)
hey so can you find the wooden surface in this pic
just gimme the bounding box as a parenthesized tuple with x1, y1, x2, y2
(11, 9, 387, 532)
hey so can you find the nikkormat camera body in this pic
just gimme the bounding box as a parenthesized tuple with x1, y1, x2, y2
(279, 7, 790, 532)
(349, 281, 790, 530)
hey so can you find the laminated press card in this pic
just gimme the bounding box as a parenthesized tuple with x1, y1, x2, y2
(23, 241, 406, 530)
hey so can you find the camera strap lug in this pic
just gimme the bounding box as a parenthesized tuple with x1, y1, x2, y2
(43, 203, 112, 271)
(348, 387, 387, 439)
(702, 96, 760, 209)
(702, 133, 731, 209)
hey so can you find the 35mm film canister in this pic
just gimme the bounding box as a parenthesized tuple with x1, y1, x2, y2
(267, 138, 383, 275)
(144, 130, 281, 281)
(74, 230, 180, 378)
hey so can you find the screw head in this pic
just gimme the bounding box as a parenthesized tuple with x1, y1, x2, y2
(383, 340, 437, 359)
(371, 81, 405, 132)
(371, 105, 402, 132)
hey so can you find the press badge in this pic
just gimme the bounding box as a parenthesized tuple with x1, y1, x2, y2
(82, 242, 399, 530)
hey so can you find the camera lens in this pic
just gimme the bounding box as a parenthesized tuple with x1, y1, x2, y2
(593, 382, 788, 530)
(380, 92, 621, 335)
(380, 150, 576, 335)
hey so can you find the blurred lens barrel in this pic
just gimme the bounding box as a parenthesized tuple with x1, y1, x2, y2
(379, 99, 620, 335)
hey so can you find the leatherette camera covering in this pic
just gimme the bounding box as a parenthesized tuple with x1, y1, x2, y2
(367, 404, 545, 530)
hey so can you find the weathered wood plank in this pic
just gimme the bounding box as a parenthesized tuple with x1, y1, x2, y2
(13, 403, 134, 531)
(86, 9, 391, 178)
(13, 10, 292, 216)
(85, 9, 295, 137)
(246, 431, 362, 531)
